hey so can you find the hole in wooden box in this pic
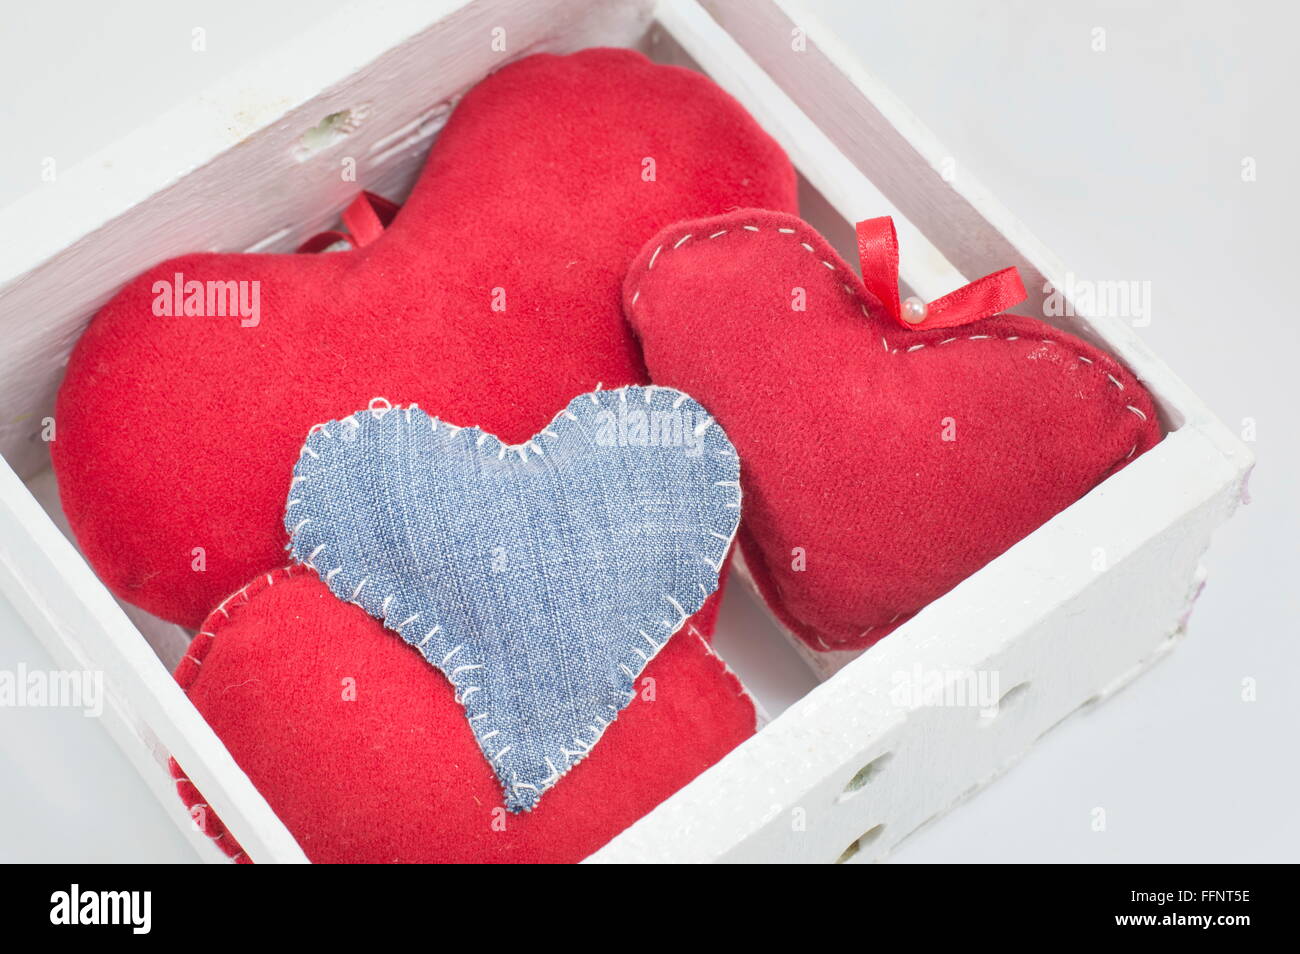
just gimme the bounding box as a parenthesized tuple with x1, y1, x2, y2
(979, 680, 1030, 725)
(293, 106, 370, 161)
(835, 823, 885, 863)
(839, 751, 893, 800)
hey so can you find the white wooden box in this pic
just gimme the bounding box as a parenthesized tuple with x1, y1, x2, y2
(0, 0, 1252, 864)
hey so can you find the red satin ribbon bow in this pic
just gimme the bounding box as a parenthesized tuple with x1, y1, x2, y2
(297, 191, 400, 253)
(856, 216, 1026, 331)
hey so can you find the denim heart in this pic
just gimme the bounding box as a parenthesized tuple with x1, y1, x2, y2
(285, 386, 740, 811)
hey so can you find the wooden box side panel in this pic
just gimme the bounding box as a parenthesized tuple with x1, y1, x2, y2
(0, 456, 310, 861)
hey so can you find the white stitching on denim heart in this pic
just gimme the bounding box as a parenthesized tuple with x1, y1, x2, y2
(287, 385, 741, 810)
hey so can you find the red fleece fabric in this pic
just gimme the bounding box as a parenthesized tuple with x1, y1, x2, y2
(171, 567, 755, 864)
(625, 210, 1163, 651)
(53, 48, 797, 628)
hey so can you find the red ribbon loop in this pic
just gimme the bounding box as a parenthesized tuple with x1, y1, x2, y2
(297, 191, 400, 253)
(855, 216, 1026, 331)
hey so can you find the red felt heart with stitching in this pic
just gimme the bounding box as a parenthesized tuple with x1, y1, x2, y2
(625, 209, 1161, 651)
(171, 568, 753, 863)
(53, 49, 796, 629)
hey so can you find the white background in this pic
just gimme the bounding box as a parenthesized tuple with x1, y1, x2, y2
(0, 0, 1296, 862)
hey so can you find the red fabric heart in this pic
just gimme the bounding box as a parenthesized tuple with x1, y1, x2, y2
(625, 210, 1161, 651)
(52, 48, 796, 629)
(171, 567, 751, 864)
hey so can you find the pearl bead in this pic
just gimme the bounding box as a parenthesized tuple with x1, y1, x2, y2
(901, 296, 928, 324)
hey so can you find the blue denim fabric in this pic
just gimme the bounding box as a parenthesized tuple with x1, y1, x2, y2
(286, 386, 740, 812)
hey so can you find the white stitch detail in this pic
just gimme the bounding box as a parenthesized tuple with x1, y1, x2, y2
(664, 594, 688, 625)
(647, 245, 662, 269)
(1126, 405, 1148, 421)
(673, 233, 693, 248)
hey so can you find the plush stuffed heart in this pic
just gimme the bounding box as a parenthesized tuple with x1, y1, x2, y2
(52, 48, 796, 628)
(170, 567, 755, 863)
(625, 209, 1162, 651)
(286, 386, 740, 810)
